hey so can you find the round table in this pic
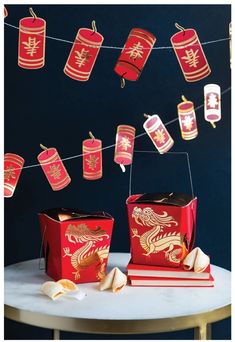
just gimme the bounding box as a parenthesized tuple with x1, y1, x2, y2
(5, 252, 231, 340)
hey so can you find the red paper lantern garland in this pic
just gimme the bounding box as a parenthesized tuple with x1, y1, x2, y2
(37, 144, 71, 191)
(4, 153, 25, 198)
(114, 28, 156, 87)
(177, 96, 198, 140)
(64, 21, 104, 81)
(171, 23, 211, 82)
(18, 8, 46, 69)
(83, 132, 103, 180)
(114, 125, 136, 171)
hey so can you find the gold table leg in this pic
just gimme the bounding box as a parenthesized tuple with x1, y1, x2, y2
(194, 323, 212, 340)
(53, 329, 60, 340)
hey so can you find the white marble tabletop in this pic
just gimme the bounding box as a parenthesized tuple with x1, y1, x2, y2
(4, 252, 231, 321)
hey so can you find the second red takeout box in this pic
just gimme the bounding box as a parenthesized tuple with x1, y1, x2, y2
(38, 208, 114, 283)
(126, 193, 197, 267)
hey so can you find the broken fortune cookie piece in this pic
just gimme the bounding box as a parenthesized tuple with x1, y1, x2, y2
(99, 267, 127, 293)
(41, 281, 65, 300)
(57, 279, 77, 291)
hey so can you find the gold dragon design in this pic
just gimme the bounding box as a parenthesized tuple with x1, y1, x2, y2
(131, 206, 183, 264)
(63, 223, 110, 280)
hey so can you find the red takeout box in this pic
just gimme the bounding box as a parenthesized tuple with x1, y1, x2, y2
(126, 193, 197, 267)
(38, 208, 114, 283)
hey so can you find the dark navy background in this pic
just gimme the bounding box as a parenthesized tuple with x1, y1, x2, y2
(4, 4, 231, 340)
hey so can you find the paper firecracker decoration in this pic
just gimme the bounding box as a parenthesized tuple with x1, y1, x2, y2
(37, 144, 71, 191)
(4, 6, 8, 18)
(114, 125, 136, 172)
(143, 114, 174, 154)
(204, 84, 221, 128)
(171, 23, 211, 82)
(18, 8, 46, 69)
(229, 22, 232, 68)
(177, 95, 198, 140)
(4, 153, 25, 198)
(114, 28, 156, 87)
(83, 132, 102, 180)
(64, 21, 104, 81)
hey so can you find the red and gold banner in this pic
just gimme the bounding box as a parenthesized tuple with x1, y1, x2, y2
(4, 153, 25, 198)
(83, 132, 102, 180)
(37, 145, 71, 191)
(171, 23, 211, 82)
(143, 114, 174, 154)
(64, 21, 104, 81)
(204, 84, 221, 128)
(114, 125, 136, 166)
(18, 8, 46, 69)
(114, 28, 156, 84)
(177, 95, 198, 140)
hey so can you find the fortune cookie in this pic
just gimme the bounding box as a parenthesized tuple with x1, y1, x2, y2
(57, 279, 77, 291)
(183, 247, 210, 273)
(99, 267, 127, 293)
(41, 281, 65, 300)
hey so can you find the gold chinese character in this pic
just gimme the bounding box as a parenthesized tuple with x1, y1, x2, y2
(4, 165, 16, 181)
(119, 136, 131, 151)
(154, 129, 166, 144)
(22, 37, 40, 57)
(182, 49, 199, 68)
(48, 164, 61, 180)
(75, 49, 90, 68)
(182, 115, 193, 130)
(86, 155, 99, 170)
(126, 42, 144, 60)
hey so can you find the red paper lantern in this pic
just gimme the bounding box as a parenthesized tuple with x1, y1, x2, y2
(37, 145, 71, 191)
(83, 132, 102, 180)
(177, 96, 198, 140)
(18, 8, 46, 69)
(114, 125, 136, 168)
(4, 153, 25, 198)
(64, 21, 104, 81)
(204, 84, 221, 128)
(171, 23, 211, 82)
(4, 6, 8, 18)
(143, 114, 174, 154)
(114, 28, 156, 86)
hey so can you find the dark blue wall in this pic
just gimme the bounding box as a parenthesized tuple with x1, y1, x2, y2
(4, 4, 231, 340)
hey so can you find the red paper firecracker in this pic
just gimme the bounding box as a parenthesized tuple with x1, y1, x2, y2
(18, 8, 46, 69)
(64, 21, 104, 81)
(4, 6, 8, 18)
(177, 95, 198, 140)
(4, 153, 25, 198)
(83, 132, 102, 180)
(114, 125, 136, 171)
(143, 114, 174, 154)
(170, 23, 211, 82)
(204, 84, 221, 128)
(37, 145, 71, 191)
(114, 28, 156, 87)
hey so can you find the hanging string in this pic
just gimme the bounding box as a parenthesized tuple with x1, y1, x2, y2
(4, 22, 230, 50)
(7, 86, 231, 172)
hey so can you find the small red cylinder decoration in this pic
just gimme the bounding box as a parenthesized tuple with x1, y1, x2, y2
(143, 115, 174, 154)
(177, 95, 198, 140)
(83, 132, 102, 180)
(4, 153, 25, 198)
(114, 28, 156, 84)
(18, 8, 46, 69)
(64, 21, 104, 81)
(204, 84, 221, 128)
(37, 145, 71, 191)
(4, 6, 8, 18)
(114, 125, 136, 166)
(170, 23, 211, 82)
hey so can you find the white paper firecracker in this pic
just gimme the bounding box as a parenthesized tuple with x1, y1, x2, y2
(204, 84, 221, 128)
